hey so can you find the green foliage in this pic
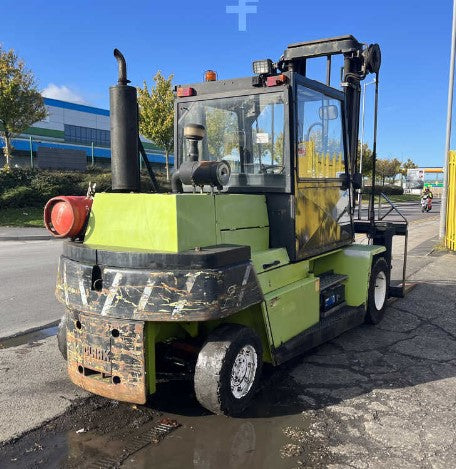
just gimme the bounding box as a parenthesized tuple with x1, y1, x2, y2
(138, 72, 174, 180)
(357, 141, 373, 175)
(30, 171, 84, 200)
(376, 158, 401, 185)
(399, 158, 418, 176)
(0, 166, 34, 190)
(0, 167, 171, 209)
(364, 184, 404, 196)
(0, 186, 38, 208)
(206, 107, 238, 158)
(0, 46, 47, 168)
(358, 141, 417, 186)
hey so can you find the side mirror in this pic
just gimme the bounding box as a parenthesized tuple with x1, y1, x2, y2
(352, 173, 362, 190)
(319, 105, 338, 120)
(339, 172, 349, 191)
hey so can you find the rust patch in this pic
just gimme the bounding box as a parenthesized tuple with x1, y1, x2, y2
(67, 312, 146, 404)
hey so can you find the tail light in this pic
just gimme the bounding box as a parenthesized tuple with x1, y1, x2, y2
(44, 196, 93, 238)
(266, 74, 287, 87)
(176, 87, 196, 97)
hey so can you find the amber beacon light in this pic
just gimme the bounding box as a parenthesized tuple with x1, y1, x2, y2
(204, 70, 217, 81)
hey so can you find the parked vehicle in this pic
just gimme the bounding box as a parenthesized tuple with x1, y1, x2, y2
(45, 36, 408, 416)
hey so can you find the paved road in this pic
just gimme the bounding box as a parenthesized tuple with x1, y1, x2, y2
(0, 240, 63, 339)
(357, 199, 440, 222)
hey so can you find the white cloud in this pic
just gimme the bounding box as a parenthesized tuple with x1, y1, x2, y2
(41, 83, 88, 104)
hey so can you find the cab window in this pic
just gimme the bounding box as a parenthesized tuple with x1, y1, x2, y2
(296, 86, 344, 179)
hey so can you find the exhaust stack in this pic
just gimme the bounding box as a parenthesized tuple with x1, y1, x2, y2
(110, 49, 140, 192)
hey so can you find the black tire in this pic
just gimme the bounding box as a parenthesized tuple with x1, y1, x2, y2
(57, 313, 68, 360)
(365, 257, 389, 325)
(194, 324, 263, 416)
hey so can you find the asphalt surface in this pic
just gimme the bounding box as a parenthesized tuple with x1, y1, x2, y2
(357, 199, 440, 222)
(0, 334, 89, 444)
(0, 240, 63, 339)
(0, 204, 452, 468)
(1, 222, 455, 468)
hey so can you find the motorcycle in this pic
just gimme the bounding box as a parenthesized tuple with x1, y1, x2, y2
(421, 195, 432, 212)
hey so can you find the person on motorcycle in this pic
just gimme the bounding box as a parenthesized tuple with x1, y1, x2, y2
(422, 186, 433, 199)
(421, 187, 433, 212)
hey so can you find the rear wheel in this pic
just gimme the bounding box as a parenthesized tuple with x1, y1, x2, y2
(365, 257, 389, 325)
(194, 324, 262, 416)
(57, 313, 68, 360)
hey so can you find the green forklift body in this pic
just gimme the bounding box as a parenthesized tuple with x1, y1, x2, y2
(84, 192, 269, 253)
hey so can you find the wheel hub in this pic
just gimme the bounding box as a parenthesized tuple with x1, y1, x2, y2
(374, 271, 387, 310)
(230, 345, 258, 399)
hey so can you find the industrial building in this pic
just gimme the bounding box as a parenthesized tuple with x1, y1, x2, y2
(0, 97, 172, 170)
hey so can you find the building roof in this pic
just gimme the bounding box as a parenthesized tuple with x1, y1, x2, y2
(43, 97, 110, 117)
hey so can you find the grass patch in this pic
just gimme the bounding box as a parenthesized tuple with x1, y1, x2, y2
(0, 207, 44, 227)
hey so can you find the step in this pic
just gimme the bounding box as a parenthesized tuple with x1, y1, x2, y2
(318, 273, 348, 291)
(273, 304, 365, 365)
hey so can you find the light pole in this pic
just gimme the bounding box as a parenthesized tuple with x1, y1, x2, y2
(440, 0, 456, 239)
(29, 136, 34, 169)
(357, 79, 376, 219)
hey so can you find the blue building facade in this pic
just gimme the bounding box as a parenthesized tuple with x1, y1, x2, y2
(1, 98, 173, 168)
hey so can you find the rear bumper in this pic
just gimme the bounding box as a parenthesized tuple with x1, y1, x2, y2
(67, 310, 147, 404)
(56, 242, 263, 322)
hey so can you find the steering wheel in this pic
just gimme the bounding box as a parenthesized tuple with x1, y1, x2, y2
(260, 164, 285, 174)
(305, 122, 323, 141)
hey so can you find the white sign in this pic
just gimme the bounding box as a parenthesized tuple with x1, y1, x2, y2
(256, 132, 269, 144)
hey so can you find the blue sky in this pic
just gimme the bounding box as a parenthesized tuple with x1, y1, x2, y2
(1, 0, 453, 166)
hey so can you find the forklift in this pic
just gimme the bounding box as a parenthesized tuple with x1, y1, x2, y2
(45, 36, 407, 415)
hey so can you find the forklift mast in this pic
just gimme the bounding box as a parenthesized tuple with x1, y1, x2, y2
(282, 36, 407, 298)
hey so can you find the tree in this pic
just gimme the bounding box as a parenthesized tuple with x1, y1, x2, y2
(0, 46, 47, 168)
(399, 158, 418, 176)
(376, 157, 401, 186)
(138, 71, 174, 180)
(206, 107, 237, 158)
(357, 140, 374, 176)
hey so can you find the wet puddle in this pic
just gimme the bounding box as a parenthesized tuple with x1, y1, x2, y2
(0, 367, 318, 468)
(122, 411, 307, 469)
(0, 324, 58, 349)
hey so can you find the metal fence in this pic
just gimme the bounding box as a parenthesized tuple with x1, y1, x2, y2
(446, 150, 456, 250)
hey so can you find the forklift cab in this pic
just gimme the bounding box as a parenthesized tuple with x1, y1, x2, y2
(174, 49, 353, 261)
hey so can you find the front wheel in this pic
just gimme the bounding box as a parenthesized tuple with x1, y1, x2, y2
(194, 324, 263, 416)
(365, 257, 389, 325)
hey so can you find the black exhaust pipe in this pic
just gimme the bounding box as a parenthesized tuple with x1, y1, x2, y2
(110, 49, 140, 192)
